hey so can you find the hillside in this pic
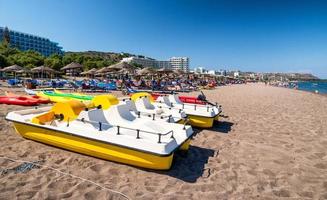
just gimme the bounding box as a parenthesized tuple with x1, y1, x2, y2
(65, 51, 135, 63)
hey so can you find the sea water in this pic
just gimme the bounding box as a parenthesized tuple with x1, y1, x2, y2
(297, 81, 327, 94)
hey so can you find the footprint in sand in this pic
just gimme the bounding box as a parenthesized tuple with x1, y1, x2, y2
(89, 164, 103, 172)
(262, 169, 275, 177)
(314, 152, 326, 159)
(298, 191, 314, 198)
(54, 158, 66, 165)
(273, 189, 291, 197)
(84, 191, 100, 199)
(314, 163, 327, 169)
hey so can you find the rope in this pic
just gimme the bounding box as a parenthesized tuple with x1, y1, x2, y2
(0, 156, 130, 200)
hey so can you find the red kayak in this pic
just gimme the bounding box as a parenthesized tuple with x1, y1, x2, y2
(151, 93, 206, 105)
(0, 96, 39, 106)
(5, 91, 50, 104)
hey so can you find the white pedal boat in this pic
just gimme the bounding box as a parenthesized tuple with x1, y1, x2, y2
(154, 94, 222, 128)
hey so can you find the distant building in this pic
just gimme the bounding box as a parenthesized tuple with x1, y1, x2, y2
(0, 27, 63, 56)
(157, 60, 171, 69)
(218, 69, 227, 76)
(169, 57, 189, 72)
(234, 71, 240, 78)
(207, 70, 216, 75)
(122, 56, 171, 69)
(194, 67, 205, 74)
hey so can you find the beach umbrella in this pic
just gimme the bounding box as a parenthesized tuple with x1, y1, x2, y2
(156, 68, 173, 74)
(16, 68, 32, 77)
(81, 68, 97, 75)
(16, 68, 31, 73)
(1, 64, 23, 79)
(137, 67, 156, 75)
(81, 68, 97, 78)
(1, 64, 23, 72)
(95, 67, 113, 74)
(61, 62, 83, 70)
(31, 66, 59, 78)
(173, 69, 185, 75)
(118, 68, 134, 74)
(61, 62, 83, 76)
(107, 62, 134, 71)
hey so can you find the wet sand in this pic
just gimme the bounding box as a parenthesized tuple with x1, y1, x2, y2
(0, 83, 326, 199)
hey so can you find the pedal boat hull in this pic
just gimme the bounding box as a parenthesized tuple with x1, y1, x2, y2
(9, 121, 174, 170)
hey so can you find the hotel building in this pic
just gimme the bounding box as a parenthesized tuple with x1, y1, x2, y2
(122, 56, 171, 69)
(169, 57, 189, 72)
(122, 56, 190, 72)
(0, 27, 63, 56)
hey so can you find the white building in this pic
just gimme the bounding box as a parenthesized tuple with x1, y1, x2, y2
(234, 71, 240, 78)
(194, 67, 205, 74)
(157, 60, 171, 69)
(208, 70, 216, 75)
(169, 57, 189, 72)
(218, 69, 227, 76)
(122, 56, 171, 69)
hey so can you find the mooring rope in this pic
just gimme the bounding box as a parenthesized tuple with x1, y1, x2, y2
(0, 156, 130, 200)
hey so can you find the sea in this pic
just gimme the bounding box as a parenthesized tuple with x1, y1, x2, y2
(296, 81, 327, 94)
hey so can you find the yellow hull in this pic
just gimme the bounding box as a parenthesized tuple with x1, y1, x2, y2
(187, 115, 215, 128)
(179, 139, 191, 151)
(12, 122, 173, 170)
(215, 115, 219, 121)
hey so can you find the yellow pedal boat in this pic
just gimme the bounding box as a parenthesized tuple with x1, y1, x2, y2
(6, 100, 194, 170)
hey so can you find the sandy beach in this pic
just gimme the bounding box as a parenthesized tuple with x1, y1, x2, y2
(0, 83, 326, 199)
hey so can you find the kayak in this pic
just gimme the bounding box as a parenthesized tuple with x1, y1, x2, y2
(0, 96, 39, 106)
(36, 92, 84, 103)
(42, 91, 93, 101)
(36, 92, 117, 110)
(24, 88, 37, 95)
(37, 91, 93, 103)
(5, 91, 50, 104)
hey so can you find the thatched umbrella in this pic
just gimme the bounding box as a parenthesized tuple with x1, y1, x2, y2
(16, 68, 31, 73)
(61, 62, 83, 76)
(156, 68, 173, 74)
(81, 68, 97, 75)
(95, 67, 111, 75)
(173, 69, 185, 75)
(31, 66, 59, 78)
(118, 68, 134, 74)
(137, 67, 156, 75)
(81, 68, 97, 78)
(1, 65, 23, 79)
(16, 68, 32, 77)
(1, 64, 23, 72)
(107, 62, 134, 71)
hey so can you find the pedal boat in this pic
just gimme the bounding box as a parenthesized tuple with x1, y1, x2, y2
(6, 100, 193, 170)
(123, 96, 186, 124)
(155, 94, 222, 128)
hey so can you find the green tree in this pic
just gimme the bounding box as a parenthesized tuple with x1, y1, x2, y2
(44, 54, 63, 70)
(7, 50, 44, 67)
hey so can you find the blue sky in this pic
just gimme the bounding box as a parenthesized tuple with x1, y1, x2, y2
(1, 0, 327, 78)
